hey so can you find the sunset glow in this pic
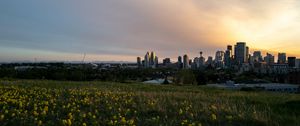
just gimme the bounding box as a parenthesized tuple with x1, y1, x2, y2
(0, 0, 300, 62)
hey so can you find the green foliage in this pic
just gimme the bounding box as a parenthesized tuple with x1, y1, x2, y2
(174, 69, 196, 85)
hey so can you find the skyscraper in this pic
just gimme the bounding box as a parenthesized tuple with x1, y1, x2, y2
(144, 52, 150, 68)
(234, 42, 247, 64)
(288, 57, 296, 68)
(253, 51, 262, 62)
(264, 53, 275, 65)
(183, 54, 189, 69)
(154, 56, 158, 68)
(246, 46, 249, 63)
(278, 53, 287, 64)
(178, 56, 183, 69)
(150, 51, 156, 67)
(193, 57, 200, 69)
(137, 57, 142, 67)
(215, 51, 224, 68)
(199, 51, 206, 66)
(206, 56, 213, 65)
(224, 45, 232, 67)
(296, 59, 300, 68)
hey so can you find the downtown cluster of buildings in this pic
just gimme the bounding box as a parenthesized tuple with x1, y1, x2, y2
(137, 42, 300, 73)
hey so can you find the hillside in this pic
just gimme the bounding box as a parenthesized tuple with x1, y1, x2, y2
(0, 80, 299, 126)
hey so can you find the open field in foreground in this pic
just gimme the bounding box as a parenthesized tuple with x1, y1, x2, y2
(0, 80, 299, 126)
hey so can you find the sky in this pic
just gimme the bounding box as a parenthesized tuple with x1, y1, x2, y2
(1, 0, 300, 62)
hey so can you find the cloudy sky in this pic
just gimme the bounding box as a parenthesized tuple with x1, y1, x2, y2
(1, 0, 300, 62)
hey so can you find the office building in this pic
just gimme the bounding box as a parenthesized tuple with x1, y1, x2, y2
(137, 57, 142, 67)
(224, 45, 233, 67)
(183, 54, 189, 69)
(150, 51, 156, 67)
(234, 42, 247, 64)
(178, 56, 183, 68)
(253, 51, 263, 62)
(264, 53, 275, 65)
(144, 52, 150, 68)
(199, 51, 206, 66)
(215, 51, 224, 68)
(296, 59, 300, 68)
(206, 56, 213, 65)
(288, 57, 296, 68)
(278, 53, 287, 64)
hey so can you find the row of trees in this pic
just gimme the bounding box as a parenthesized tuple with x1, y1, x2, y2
(0, 64, 285, 84)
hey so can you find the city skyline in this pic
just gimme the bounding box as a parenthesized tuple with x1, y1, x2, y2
(1, 0, 300, 62)
(138, 42, 298, 65)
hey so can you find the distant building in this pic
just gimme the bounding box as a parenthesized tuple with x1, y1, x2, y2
(163, 58, 171, 66)
(193, 57, 200, 69)
(224, 45, 233, 68)
(288, 57, 296, 68)
(137, 57, 142, 67)
(296, 59, 300, 68)
(253, 51, 263, 62)
(278, 53, 287, 64)
(206, 56, 213, 65)
(264, 53, 275, 65)
(142, 51, 158, 68)
(215, 51, 224, 68)
(234, 42, 247, 64)
(154, 56, 158, 68)
(246, 46, 249, 63)
(144, 52, 150, 68)
(183, 54, 189, 69)
(199, 51, 206, 67)
(177, 56, 183, 69)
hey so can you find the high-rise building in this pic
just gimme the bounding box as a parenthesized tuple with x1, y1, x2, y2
(137, 57, 142, 67)
(288, 57, 296, 68)
(199, 51, 206, 66)
(144, 52, 150, 68)
(193, 57, 200, 69)
(278, 53, 287, 64)
(234, 42, 247, 64)
(253, 51, 263, 62)
(178, 56, 183, 68)
(154, 56, 158, 68)
(206, 56, 213, 65)
(215, 51, 224, 61)
(264, 53, 275, 65)
(224, 45, 233, 67)
(296, 59, 300, 68)
(183, 54, 189, 69)
(150, 51, 156, 67)
(246, 46, 249, 63)
(215, 51, 224, 68)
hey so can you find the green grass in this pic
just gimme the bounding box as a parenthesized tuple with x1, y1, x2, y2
(0, 80, 299, 126)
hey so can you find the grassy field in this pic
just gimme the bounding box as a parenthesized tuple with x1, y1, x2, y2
(0, 80, 299, 126)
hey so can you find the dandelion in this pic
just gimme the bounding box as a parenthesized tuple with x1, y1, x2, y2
(121, 117, 126, 124)
(226, 115, 233, 120)
(62, 119, 67, 125)
(210, 105, 217, 110)
(128, 119, 135, 125)
(211, 113, 217, 120)
(38, 120, 42, 126)
(0, 115, 4, 121)
(179, 108, 183, 115)
(67, 119, 72, 126)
